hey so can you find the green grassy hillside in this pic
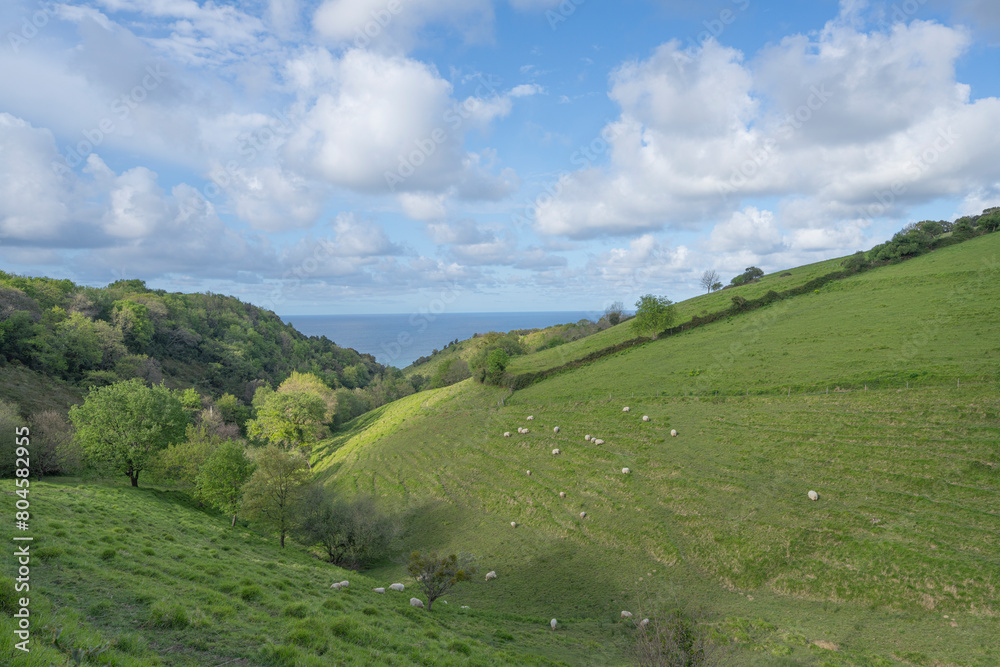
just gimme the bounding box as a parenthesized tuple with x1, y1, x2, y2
(312, 232, 1000, 665)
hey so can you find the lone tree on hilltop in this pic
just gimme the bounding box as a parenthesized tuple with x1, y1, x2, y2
(407, 551, 477, 611)
(631, 294, 676, 338)
(699, 270, 720, 294)
(604, 300, 625, 325)
(69, 378, 187, 487)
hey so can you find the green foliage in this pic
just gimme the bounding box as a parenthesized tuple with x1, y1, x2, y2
(730, 266, 764, 286)
(840, 251, 869, 272)
(29, 409, 80, 478)
(112, 300, 154, 353)
(0, 399, 24, 478)
(295, 486, 398, 568)
(428, 358, 472, 389)
(406, 551, 477, 611)
(195, 440, 255, 526)
(240, 445, 310, 547)
(605, 300, 625, 325)
(631, 294, 677, 338)
(469, 332, 525, 384)
(69, 379, 187, 486)
(247, 388, 327, 458)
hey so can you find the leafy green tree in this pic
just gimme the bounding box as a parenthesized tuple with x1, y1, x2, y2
(604, 300, 625, 325)
(631, 295, 677, 338)
(69, 379, 187, 486)
(730, 266, 765, 286)
(239, 445, 310, 547)
(295, 486, 398, 567)
(195, 440, 255, 527)
(247, 389, 327, 465)
(112, 300, 154, 353)
(407, 551, 477, 611)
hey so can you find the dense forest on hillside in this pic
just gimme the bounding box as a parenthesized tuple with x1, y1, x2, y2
(0, 276, 418, 412)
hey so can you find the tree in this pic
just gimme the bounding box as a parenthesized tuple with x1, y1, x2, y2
(247, 389, 327, 465)
(112, 300, 154, 353)
(630, 295, 677, 338)
(69, 379, 187, 487)
(195, 440, 255, 527)
(296, 486, 398, 568)
(710, 282, 723, 292)
(29, 410, 79, 479)
(0, 400, 24, 478)
(604, 301, 625, 325)
(699, 270, 720, 294)
(239, 445, 310, 547)
(407, 551, 477, 611)
(730, 266, 764, 286)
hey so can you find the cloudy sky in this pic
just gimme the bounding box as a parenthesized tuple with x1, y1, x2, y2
(1, 0, 998, 314)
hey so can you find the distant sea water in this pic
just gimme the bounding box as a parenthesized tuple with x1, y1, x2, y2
(282, 312, 596, 369)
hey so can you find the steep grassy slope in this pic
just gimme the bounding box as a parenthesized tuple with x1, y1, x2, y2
(0, 480, 623, 666)
(313, 233, 1000, 665)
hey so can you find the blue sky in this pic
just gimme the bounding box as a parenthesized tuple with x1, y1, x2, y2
(1, 0, 998, 315)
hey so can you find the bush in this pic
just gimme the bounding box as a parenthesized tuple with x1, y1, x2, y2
(631, 295, 676, 338)
(633, 608, 730, 667)
(295, 487, 398, 569)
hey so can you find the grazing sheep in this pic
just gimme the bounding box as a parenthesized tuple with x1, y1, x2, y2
(621, 611, 633, 620)
(580, 511, 587, 518)
(642, 415, 650, 422)
(808, 490, 819, 501)
(594, 439, 605, 445)
(461, 605, 470, 609)
(640, 618, 650, 628)
(485, 571, 497, 581)
(373, 587, 386, 594)
(339, 580, 349, 588)
(550, 618, 558, 630)
(585, 434, 591, 441)
(526, 470, 531, 476)
(553, 426, 560, 433)
(559, 492, 566, 498)
(622, 467, 631, 474)
(504, 431, 511, 437)
(527, 416, 534, 421)
(522, 429, 530, 434)
(670, 429, 678, 437)
(511, 521, 517, 528)
(623, 407, 630, 412)
(552, 448, 560, 455)
(410, 598, 424, 609)
(330, 582, 343, 589)
(389, 583, 405, 592)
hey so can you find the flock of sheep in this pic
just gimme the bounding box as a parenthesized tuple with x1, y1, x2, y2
(329, 404, 821, 628)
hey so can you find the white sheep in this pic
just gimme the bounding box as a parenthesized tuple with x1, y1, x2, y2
(552, 448, 560, 455)
(622, 467, 631, 474)
(670, 429, 678, 437)
(594, 439, 605, 445)
(339, 580, 349, 588)
(527, 415, 534, 421)
(410, 598, 424, 609)
(511, 521, 517, 528)
(330, 582, 343, 589)
(559, 492, 566, 498)
(642, 415, 650, 422)
(522, 429, 530, 434)
(585, 434, 591, 441)
(580, 511, 587, 518)
(389, 583, 405, 592)
(808, 490, 819, 501)
(553, 426, 560, 433)
(640, 618, 650, 628)
(621, 610, 633, 619)
(373, 587, 386, 594)
(485, 571, 497, 581)
(623, 406, 630, 412)
(550, 618, 557, 630)
(504, 431, 511, 437)
(526, 470, 531, 476)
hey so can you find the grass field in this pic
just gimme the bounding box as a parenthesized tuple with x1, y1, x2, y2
(4, 233, 999, 665)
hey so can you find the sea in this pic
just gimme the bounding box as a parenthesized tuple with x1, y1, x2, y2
(282, 311, 597, 369)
